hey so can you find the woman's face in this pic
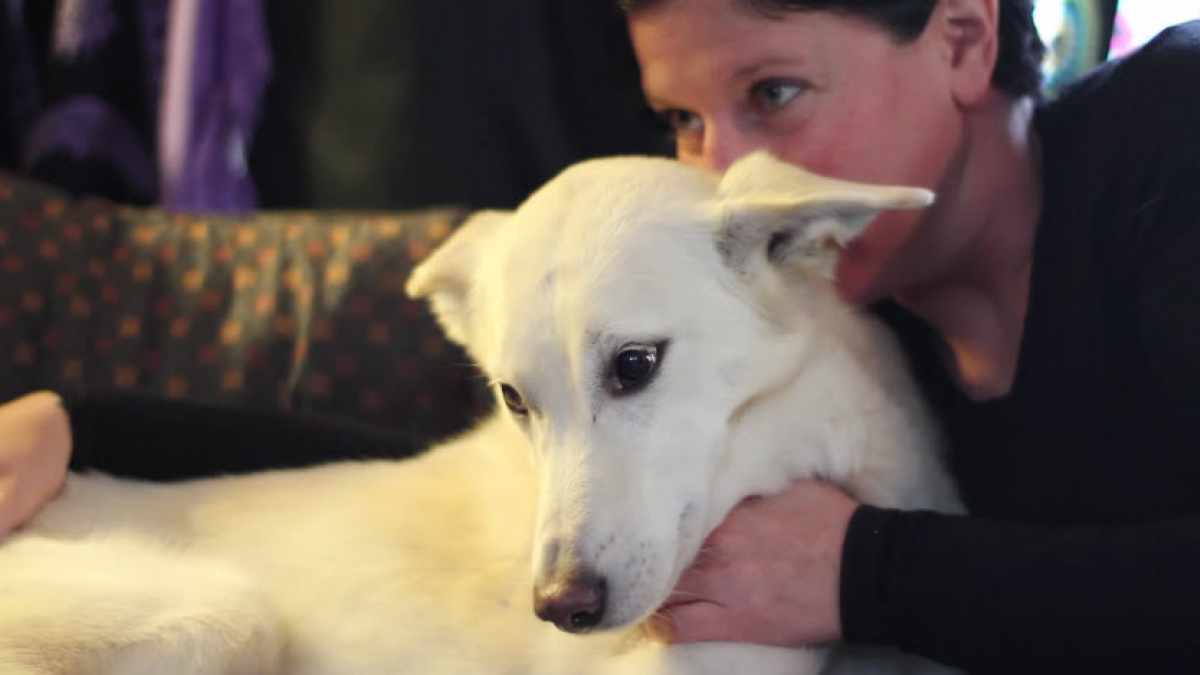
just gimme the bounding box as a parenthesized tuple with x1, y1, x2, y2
(628, 0, 975, 302)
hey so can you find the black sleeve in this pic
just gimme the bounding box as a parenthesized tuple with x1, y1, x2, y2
(62, 390, 431, 481)
(838, 27, 1200, 674)
(840, 506, 1200, 674)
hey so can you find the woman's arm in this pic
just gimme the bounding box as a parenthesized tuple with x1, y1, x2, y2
(62, 390, 428, 480)
(841, 506, 1200, 674)
(656, 480, 1200, 674)
(0, 389, 431, 538)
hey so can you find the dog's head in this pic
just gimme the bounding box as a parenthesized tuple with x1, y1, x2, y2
(407, 151, 932, 634)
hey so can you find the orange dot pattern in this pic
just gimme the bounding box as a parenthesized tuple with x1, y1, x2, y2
(0, 170, 487, 437)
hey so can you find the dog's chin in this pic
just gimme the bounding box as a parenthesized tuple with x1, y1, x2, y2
(616, 501, 731, 634)
(597, 574, 676, 631)
(603, 542, 707, 633)
(596, 553, 693, 632)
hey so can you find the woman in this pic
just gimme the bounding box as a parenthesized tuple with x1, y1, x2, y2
(4, 0, 1200, 672)
(621, 1, 1200, 673)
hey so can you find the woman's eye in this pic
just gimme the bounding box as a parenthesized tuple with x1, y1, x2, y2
(749, 79, 806, 112)
(609, 341, 667, 395)
(656, 109, 703, 156)
(658, 108, 704, 134)
(499, 384, 528, 415)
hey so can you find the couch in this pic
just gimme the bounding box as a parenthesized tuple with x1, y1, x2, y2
(0, 170, 488, 444)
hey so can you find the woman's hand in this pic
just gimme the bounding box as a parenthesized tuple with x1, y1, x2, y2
(0, 391, 72, 540)
(650, 480, 859, 647)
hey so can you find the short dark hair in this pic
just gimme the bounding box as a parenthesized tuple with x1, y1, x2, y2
(617, 0, 1045, 98)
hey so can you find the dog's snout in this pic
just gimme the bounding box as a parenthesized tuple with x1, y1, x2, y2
(533, 572, 607, 633)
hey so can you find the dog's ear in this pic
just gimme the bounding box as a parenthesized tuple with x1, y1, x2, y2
(714, 151, 934, 280)
(406, 209, 511, 346)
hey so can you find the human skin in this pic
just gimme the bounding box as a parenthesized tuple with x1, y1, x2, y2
(0, 391, 72, 540)
(628, 0, 1042, 645)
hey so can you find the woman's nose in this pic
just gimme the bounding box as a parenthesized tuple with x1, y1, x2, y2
(690, 122, 762, 174)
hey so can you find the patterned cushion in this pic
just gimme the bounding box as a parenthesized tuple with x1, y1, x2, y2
(0, 171, 488, 440)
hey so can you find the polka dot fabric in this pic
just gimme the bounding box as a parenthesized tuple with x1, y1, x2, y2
(0, 171, 487, 439)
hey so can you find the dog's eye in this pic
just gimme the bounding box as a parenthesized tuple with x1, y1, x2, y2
(499, 384, 528, 415)
(610, 342, 666, 395)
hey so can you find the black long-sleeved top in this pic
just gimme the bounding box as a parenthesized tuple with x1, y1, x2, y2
(63, 390, 427, 479)
(58, 21, 1200, 675)
(841, 22, 1200, 674)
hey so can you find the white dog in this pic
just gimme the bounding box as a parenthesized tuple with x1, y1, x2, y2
(0, 152, 962, 675)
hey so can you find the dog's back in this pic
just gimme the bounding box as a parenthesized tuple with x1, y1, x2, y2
(7, 417, 563, 675)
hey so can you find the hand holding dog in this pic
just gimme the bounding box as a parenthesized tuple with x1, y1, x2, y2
(0, 391, 72, 540)
(652, 480, 859, 647)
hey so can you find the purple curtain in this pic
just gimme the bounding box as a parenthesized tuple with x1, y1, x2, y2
(160, 0, 271, 212)
(2, 0, 271, 212)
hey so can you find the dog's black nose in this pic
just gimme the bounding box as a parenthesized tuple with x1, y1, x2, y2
(533, 572, 607, 633)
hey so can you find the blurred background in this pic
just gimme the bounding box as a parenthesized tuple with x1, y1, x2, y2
(0, 0, 1196, 436)
(2, 0, 1197, 215)
(1, 0, 664, 213)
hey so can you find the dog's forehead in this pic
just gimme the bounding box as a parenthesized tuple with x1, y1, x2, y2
(477, 158, 724, 377)
(549, 156, 717, 209)
(501, 158, 717, 271)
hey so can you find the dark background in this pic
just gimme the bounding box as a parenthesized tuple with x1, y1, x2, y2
(1, 0, 1123, 211)
(1, 0, 668, 211)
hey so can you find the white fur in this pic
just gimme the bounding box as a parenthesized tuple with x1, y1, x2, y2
(0, 152, 961, 675)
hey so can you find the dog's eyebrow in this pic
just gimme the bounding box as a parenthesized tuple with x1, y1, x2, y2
(584, 329, 607, 351)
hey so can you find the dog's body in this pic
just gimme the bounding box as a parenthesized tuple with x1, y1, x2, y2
(0, 153, 962, 675)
